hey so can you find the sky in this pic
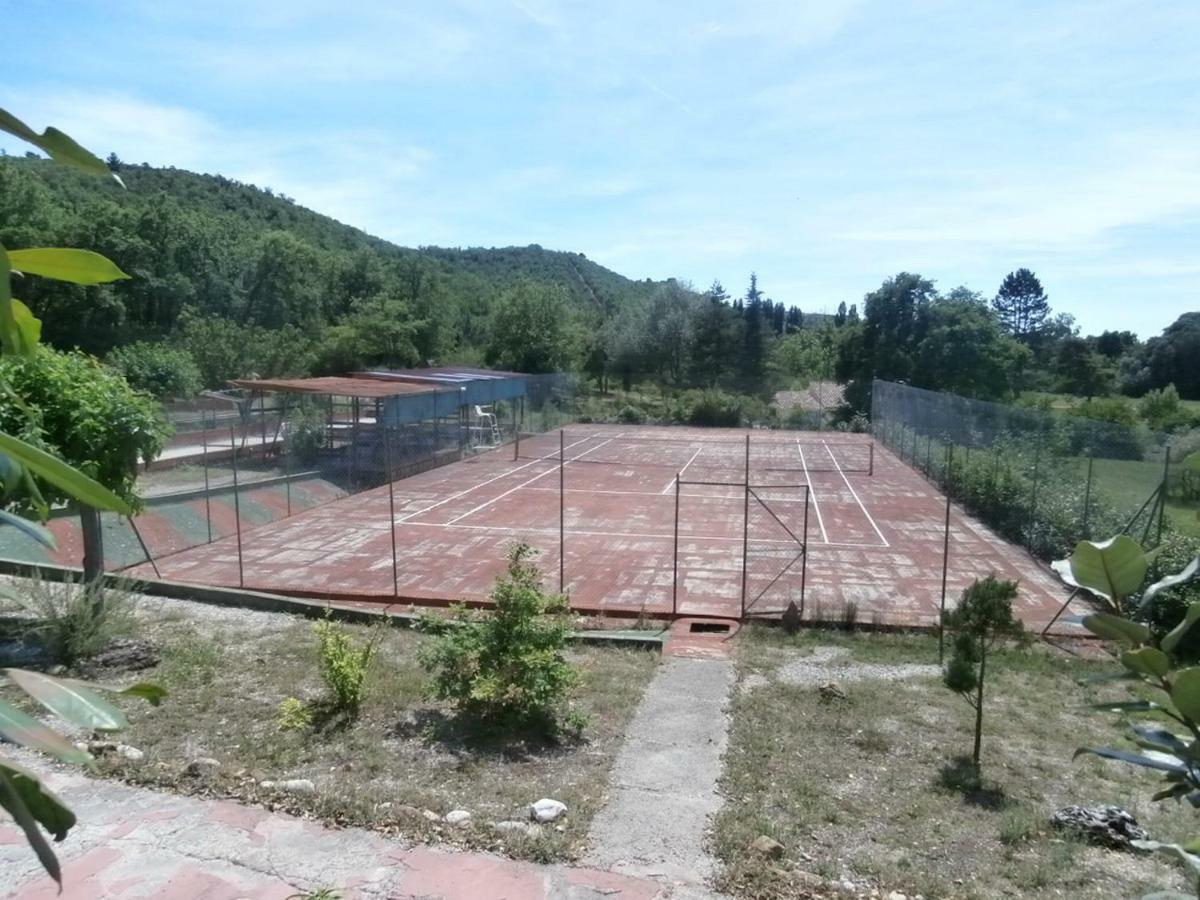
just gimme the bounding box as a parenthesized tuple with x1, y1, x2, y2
(4, 0, 1198, 337)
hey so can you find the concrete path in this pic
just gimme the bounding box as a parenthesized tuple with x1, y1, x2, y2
(583, 655, 734, 895)
(0, 756, 668, 900)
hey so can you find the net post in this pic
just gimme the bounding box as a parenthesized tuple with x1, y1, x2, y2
(201, 412, 213, 544)
(283, 413, 293, 517)
(868, 440, 874, 477)
(514, 428, 520, 462)
(385, 427, 399, 598)
(800, 485, 809, 616)
(230, 426, 245, 588)
(740, 434, 750, 619)
(559, 428, 565, 594)
(672, 472, 680, 617)
(938, 490, 951, 665)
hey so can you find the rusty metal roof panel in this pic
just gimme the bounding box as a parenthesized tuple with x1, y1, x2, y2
(230, 377, 447, 398)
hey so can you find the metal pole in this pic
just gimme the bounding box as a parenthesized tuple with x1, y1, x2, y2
(740, 434, 751, 618)
(1029, 425, 1043, 548)
(128, 516, 162, 579)
(283, 418, 293, 517)
(514, 429, 520, 462)
(800, 485, 809, 615)
(938, 490, 951, 664)
(672, 472, 680, 616)
(1158, 444, 1171, 550)
(201, 412, 213, 544)
(559, 429, 565, 594)
(230, 427, 245, 588)
(385, 428, 399, 597)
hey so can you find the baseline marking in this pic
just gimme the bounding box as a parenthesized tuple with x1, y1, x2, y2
(795, 441, 829, 543)
(823, 440, 890, 547)
(446, 439, 615, 525)
(396, 434, 594, 524)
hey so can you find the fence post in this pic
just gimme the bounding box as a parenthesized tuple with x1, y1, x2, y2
(1158, 444, 1171, 550)
(925, 432, 932, 477)
(385, 428, 399, 598)
(938, 490, 951, 664)
(230, 426, 245, 588)
(201, 412, 213, 544)
(740, 434, 751, 619)
(1029, 425, 1044, 550)
(868, 441, 874, 477)
(559, 429, 565, 594)
(672, 472, 680, 616)
(283, 418, 293, 518)
(1081, 453, 1094, 537)
(514, 429, 520, 462)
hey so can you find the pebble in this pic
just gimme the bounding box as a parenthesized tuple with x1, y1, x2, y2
(444, 810, 472, 827)
(494, 820, 541, 837)
(529, 798, 567, 823)
(421, 809, 441, 822)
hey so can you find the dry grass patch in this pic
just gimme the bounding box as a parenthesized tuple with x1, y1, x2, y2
(713, 625, 1196, 899)
(71, 593, 657, 863)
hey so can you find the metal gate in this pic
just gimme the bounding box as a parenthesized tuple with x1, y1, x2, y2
(741, 484, 809, 617)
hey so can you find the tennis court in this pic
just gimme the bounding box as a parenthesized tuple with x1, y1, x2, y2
(127, 424, 1086, 631)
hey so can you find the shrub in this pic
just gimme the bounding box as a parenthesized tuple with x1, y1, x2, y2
(286, 399, 327, 466)
(1139, 384, 1189, 432)
(107, 342, 202, 400)
(14, 576, 133, 667)
(313, 615, 380, 715)
(418, 543, 579, 736)
(616, 403, 646, 424)
(276, 696, 313, 731)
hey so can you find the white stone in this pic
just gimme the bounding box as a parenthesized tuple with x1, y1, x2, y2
(529, 798, 567, 823)
(421, 809, 441, 822)
(887, 892, 908, 900)
(278, 779, 316, 795)
(494, 820, 541, 837)
(445, 809, 472, 827)
(117, 744, 144, 762)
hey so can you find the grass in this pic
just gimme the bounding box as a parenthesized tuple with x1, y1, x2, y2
(1070, 456, 1200, 538)
(67, 594, 658, 863)
(713, 624, 1197, 899)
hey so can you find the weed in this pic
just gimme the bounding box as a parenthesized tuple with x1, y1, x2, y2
(314, 614, 381, 715)
(13, 576, 134, 667)
(277, 696, 313, 731)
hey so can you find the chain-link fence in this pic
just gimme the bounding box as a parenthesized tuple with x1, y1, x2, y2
(871, 379, 1188, 562)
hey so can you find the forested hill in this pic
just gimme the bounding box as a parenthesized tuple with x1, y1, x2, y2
(0, 155, 666, 371)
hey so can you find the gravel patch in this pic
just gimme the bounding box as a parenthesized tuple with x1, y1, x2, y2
(772, 645, 940, 687)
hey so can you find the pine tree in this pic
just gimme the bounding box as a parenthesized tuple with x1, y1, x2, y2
(739, 274, 766, 386)
(992, 268, 1050, 343)
(834, 301, 847, 327)
(785, 306, 803, 333)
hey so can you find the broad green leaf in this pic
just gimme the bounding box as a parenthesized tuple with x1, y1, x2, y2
(0, 766, 61, 887)
(0, 108, 122, 184)
(0, 697, 92, 765)
(59, 678, 167, 707)
(1074, 746, 1186, 773)
(1131, 840, 1200, 877)
(0, 511, 56, 549)
(1088, 699, 1161, 712)
(8, 249, 130, 286)
(9, 299, 40, 355)
(1081, 611, 1150, 645)
(1173, 668, 1200, 722)
(0, 432, 132, 515)
(1121, 647, 1171, 678)
(1143, 557, 1200, 609)
(0, 761, 75, 839)
(1163, 601, 1200, 655)
(1054, 536, 1149, 604)
(1131, 724, 1191, 755)
(0, 244, 26, 358)
(4, 669, 127, 732)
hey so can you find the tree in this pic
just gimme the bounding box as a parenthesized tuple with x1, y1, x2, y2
(911, 297, 1028, 400)
(1126, 313, 1200, 400)
(314, 293, 424, 373)
(486, 279, 578, 374)
(738, 273, 767, 388)
(991, 268, 1050, 344)
(1055, 337, 1111, 399)
(834, 301, 847, 327)
(687, 282, 739, 386)
(106, 342, 201, 399)
(1094, 329, 1138, 360)
(942, 576, 1025, 769)
(1138, 384, 1188, 431)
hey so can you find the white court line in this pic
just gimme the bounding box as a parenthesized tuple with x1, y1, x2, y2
(823, 440, 890, 547)
(401, 519, 887, 549)
(795, 441, 829, 543)
(395, 434, 595, 524)
(660, 446, 705, 494)
(445, 439, 615, 525)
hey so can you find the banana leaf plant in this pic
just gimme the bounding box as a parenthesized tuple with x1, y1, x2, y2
(1055, 537, 1200, 896)
(0, 108, 164, 890)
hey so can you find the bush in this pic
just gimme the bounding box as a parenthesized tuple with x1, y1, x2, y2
(286, 399, 327, 466)
(276, 696, 313, 731)
(313, 615, 380, 714)
(14, 576, 133, 667)
(107, 343, 202, 400)
(616, 404, 646, 424)
(673, 389, 768, 428)
(1138, 384, 1190, 432)
(418, 543, 579, 736)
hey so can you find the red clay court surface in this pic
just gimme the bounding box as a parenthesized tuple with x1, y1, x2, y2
(128, 425, 1088, 633)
